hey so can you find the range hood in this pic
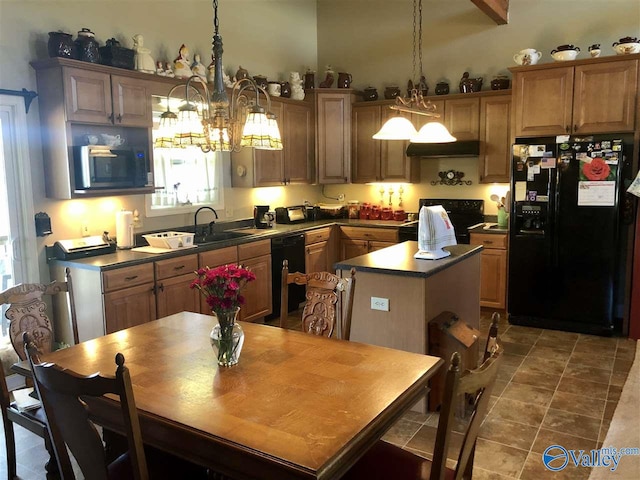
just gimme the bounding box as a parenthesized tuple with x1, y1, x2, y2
(406, 140, 480, 157)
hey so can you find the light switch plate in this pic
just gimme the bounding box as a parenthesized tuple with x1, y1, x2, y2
(371, 297, 389, 311)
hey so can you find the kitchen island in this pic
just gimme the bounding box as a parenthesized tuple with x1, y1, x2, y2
(335, 241, 482, 411)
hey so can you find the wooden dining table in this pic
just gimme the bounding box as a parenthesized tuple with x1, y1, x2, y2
(27, 311, 443, 480)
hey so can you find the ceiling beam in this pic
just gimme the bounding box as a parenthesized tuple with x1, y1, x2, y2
(470, 0, 509, 25)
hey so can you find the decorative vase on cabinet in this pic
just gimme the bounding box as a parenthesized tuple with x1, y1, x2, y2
(210, 307, 244, 367)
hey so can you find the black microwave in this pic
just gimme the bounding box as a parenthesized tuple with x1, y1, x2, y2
(73, 145, 151, 190)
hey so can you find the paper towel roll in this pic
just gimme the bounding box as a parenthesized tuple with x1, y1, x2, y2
(116, 210, 134, 249)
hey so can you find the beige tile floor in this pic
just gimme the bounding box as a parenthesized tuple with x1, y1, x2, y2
(1, 310, 636, 480)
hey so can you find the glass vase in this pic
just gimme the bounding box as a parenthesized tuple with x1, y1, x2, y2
(210, 307, 244, 367)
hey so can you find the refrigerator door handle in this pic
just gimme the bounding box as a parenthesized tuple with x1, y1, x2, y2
(551, 153, 561, 269)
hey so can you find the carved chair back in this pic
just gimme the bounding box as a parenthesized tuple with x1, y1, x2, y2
(0, 267, 77, 360)
(280, 260, 356, 339)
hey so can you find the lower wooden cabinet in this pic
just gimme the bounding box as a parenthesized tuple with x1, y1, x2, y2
(339, 226, 399, 260)
(104, 282, 156, 334)
(470, 232, 508, 309)
(155, 255, 200, 318)
(238, 240, 272, 322)
(305, 227, 334, 273)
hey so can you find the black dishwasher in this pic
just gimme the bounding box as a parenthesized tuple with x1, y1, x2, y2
(268, 234, 306, 320)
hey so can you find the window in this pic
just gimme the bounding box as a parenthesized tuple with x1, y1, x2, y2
(145, 96, 225, 217)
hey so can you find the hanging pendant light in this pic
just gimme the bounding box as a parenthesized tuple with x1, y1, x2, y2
(373, 0, 455, 144)
(156, 0, 282, 152)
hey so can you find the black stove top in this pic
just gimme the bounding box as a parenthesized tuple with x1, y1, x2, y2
(399, 198, 485, 244)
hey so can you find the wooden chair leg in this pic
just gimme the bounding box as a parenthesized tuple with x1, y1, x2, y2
(463, 440, 476, 479)
(2, 412, 17, 480)
(43, 433, 60, 476)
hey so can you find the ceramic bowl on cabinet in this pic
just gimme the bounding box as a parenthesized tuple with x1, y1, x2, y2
(612, 41, 640, 55)
(551, 46, 580, 61)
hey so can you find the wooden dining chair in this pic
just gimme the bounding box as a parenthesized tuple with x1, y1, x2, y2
(0, 268, 77, 479)
(1, 267, 78, 361)
(23, 333, 208, 480)
(280, 259, 356, 339)
(343, 346, 504, 480)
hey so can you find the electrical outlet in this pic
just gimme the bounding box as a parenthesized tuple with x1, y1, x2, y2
(225, 207, 233, 218)
(81, 221, 90, 237)
(338, 193, 345, 202)
(371, 297, 389, 311)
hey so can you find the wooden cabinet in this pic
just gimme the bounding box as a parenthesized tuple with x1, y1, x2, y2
(512, 57, 638, 137)
(59, 66, 152, 126)
(154, 255, 199, 318)
(479, 93, 512, 183)
(231, 98, 314, 187)
(315, 90, 354, 184)
(351, 102, 419, 183)
(470, 232, 508, 309)
(339, 227, 399, 260)
(197, 242, 272, 322)
(238, 240, 272, 322)
(31, 57, 157, 198)
(102, 264, 156, 334)
(252, 99, 314, 186)
(444, 97, 480, 141)
(305, 227, 333, 273)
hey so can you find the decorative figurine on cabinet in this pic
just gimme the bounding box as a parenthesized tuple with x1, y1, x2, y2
(164, 61, 175, 77)
(156, 61, 166, 76)
(319, 65, 335, 88)
(191, 53, 207, 82)
(173, 44, 193, 79)
(290, 71, 305, 100)
(132, 34, 155, 74)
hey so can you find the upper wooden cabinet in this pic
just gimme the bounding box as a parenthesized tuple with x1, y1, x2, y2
(40, 62, 153, 127)
(479, 93, 512, 183)
(314, 90, 354, 184)
(351, 102, 419, 183)
(511, 56, 638, 137)
(230, 97, 314, 187)
(444, 97, 480, 141)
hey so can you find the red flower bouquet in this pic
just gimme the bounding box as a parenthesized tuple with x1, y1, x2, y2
(191, 264, 256, 315)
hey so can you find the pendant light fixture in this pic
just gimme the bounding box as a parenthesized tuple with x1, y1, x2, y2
(373, 0, 456, 144)
(156, 0, 282, 152)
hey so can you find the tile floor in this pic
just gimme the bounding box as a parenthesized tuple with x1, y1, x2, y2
(1, 310, 636, 480)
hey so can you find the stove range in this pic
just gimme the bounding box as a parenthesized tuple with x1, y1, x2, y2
(399, 198, 485, 244)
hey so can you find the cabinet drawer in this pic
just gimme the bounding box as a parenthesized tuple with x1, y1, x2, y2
(102, 263, 154, 292)
(199, 246, 238, 268)
(470, 233, 507, 250)
(155, 254, 198, 280)
(305, 227, 331, 245)
(238, 239, 271, 261)
(340, 226, 398, 243)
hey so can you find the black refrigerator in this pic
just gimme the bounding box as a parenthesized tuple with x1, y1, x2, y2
(508, 135, 632, 334)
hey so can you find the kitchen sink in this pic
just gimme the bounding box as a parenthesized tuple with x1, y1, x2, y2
(193, 230, 253, 245)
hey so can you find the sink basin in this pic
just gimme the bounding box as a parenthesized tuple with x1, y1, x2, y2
(193, 230, 253, 245)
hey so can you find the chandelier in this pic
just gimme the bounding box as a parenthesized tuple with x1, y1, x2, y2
(155, 0, 282, 153)
(373, 0, 456, 144)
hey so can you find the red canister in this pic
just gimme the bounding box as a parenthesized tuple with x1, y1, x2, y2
(369, 205, 381, 220)
(393, 209, 406, 221)
(359, 203, 371, 220)
(381, 208, 393, 220)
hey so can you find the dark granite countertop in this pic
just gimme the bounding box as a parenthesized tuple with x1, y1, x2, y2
(334, 241, 482, 279)
(49, 218, 411, 271)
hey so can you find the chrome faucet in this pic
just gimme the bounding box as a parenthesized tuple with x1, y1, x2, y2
(194, 206, 219, 237)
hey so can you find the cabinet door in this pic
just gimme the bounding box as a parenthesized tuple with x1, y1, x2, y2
(111, 74, 152, 127)
(368, 241, 396, 252)
(351, 104, 381, 183)
(284, 102, 314, 184)
(573, 60, 638, 134)
(255, 101, 285, 186)
(380, 108, 417, 182)
(104, 282, 156, 334)
(156, 272, 200, 318)
(306, 240, 329, 273)
(479, 95, 512, 183)
(445, 98, 480, 140)
(340, 239, 368, 261)
(513, 67, 574, 137)
(479, 249, 507, 309)
(63, 67, 112, 124)
(317, 92, 351, 184)
(239, 254, 272, 322)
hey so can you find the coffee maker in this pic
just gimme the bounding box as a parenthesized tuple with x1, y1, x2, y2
(253, 205, 272, 229)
